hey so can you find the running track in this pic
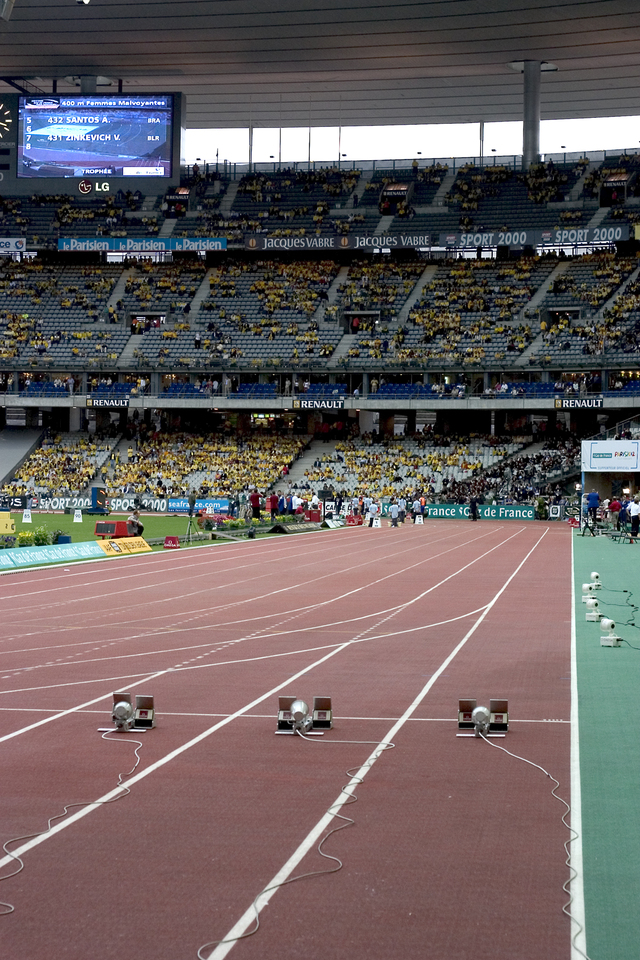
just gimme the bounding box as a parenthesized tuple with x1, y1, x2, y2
(0, 521, 575, 960)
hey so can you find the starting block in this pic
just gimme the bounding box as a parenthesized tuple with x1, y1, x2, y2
(457, 698, 509, 737)
(275, 695, 333, 734)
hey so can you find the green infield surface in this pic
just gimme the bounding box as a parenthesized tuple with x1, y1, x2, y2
(573, 533, 640, 960)
(3, 511, 294, 551)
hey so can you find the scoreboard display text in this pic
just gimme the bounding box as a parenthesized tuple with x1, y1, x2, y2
(17, 95, 174, 179)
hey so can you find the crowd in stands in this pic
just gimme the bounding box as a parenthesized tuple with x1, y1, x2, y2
(108, 431, 309, 499)
(1, 433, 118, 498)
(296, 431, 580, 506)
(446, 164, 513, 211)
(521, 159, 586, 203)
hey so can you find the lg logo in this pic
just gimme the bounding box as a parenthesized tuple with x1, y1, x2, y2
(78, 180, 110, 195)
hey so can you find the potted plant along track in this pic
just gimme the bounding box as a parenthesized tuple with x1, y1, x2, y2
(16, 530, 35, 547)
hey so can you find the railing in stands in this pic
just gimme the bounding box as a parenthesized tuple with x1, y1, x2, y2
(181, 147, 639, 182)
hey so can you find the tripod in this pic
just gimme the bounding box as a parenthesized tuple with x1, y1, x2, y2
(185, 514, 198, 543)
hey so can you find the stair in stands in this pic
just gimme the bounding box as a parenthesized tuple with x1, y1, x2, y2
(141, 194, 160, 212)
(396, 263, 439, 323)
(310, 265, 350, 323)
(268, 438, 339, 491)
(423, 168, 457, 208)
(515, 259, 571, 324)
(218, 180, 240, 216)
(105, 267, 137, 316)
(190, 267, 217, 319)
(350, 176, 368, 207)
(373, 214, 395, 235)
(327, 333, 360, 368)
(594, 261, 640, 318)
(116, 336, 142, 369)
(159, 217, 177, 238)
(568, 160, 599, 201)
(586, 205, 610, 229)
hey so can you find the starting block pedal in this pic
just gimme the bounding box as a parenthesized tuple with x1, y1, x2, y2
(276, 695, 296, 732)
(312, 696, 333, 729)
(134, 694, 155, 729)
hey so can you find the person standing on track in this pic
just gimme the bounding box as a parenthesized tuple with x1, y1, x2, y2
(397, 495, 406, 523)
(249, 488, 262, 520)
(389, 499, 399, 527)
(629, 496, 640, 537)
(367, 499, 379, 527)
(411, 496, 421, 522)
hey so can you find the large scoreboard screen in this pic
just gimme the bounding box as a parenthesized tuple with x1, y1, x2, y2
(17, 94, 174, 179)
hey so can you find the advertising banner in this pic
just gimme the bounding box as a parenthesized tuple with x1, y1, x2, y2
(96, 537, 152, 557)
(0, 540, 104, 569)
(292, 399, 345, 410)
(245, 224, 629, 253)
(58, 237, 227, 252)
(0, 238, 27, 252)
(167, 498, 230, 514)
(245, 234, 432, 251)
(555, 397, 603, 409)
(439, 225, 629, 249)
(425, 503, 535, 520)
(87, 396, 130, 408)
(581, 440, 640, 472)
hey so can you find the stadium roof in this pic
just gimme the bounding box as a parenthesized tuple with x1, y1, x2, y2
(1, 0, 640, 129)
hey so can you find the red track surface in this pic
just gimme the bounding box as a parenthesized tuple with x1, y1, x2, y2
(0, 521, 572, 960)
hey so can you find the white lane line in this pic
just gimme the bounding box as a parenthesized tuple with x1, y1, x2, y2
(570, 534, 588, 960)
(0, 603, 491, 676)
(0, 707, 570, 722)
(0, 637, 388, 869)
(2, 526, 480, 636)
(0, 606, 484, 688)
(0, 522, 444, 610)
(1, 524, 478, 627)
(0, 526, 501, 675)
(204, 527, 550, 959)
(0, 528, 519, 710)
(0, 528, 547, 879)
(0, 529, 337, 594)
